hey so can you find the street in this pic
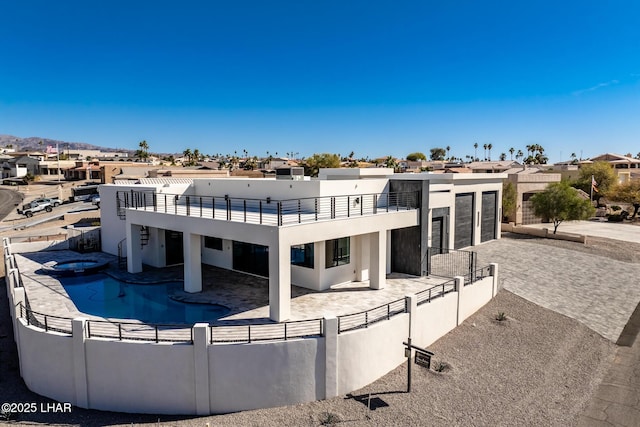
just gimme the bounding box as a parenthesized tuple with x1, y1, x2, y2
(0, 187, 24, 221)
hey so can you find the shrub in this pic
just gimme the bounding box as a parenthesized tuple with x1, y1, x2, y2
(319, 412, 341, 426)
(432, 361, 450, 373)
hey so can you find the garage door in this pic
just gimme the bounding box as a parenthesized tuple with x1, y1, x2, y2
(481, 191, 497, 242)
(454, 193, 474, 249)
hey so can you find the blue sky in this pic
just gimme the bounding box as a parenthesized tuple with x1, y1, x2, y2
(1, 1, 639, 162)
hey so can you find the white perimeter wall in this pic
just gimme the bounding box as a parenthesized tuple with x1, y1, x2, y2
(5, 235, 498, 415)
(337, 315, 409, 394)
(85, 340, 196, 414)
(209, 339, 325, 413)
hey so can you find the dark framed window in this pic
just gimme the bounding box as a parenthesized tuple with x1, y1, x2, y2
(291, 243, 314, 268)
(232, 241, 269, 277)
(204, 236, 223, 251)
(325, 237, 350, 268)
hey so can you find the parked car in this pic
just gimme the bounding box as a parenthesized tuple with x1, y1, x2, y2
(32, 197, 62, 207)
(91, 194, 100, 207)
(16, 201, 53, 218)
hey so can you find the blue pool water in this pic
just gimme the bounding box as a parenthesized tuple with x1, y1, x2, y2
(60, 274, 230, 324)
(56, 261, 99, 270)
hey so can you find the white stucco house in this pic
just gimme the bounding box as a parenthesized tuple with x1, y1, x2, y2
(100, 169, 505, 322)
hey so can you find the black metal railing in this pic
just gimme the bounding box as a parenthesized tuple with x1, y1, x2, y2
(117, 238, 127, 269)
(19, 303, 73, 335)
(116, 190, 419, 226)
(15, 302, 324, 344)
(337, 297, 407, 333)
(86, 320, 194, 343)
(415, 279, 457, 306)
(210, 319, 324, 343)
(424, 247, 476, 280)
(464, 265, 492, 286)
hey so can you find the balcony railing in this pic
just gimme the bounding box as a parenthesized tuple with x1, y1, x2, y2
(116, 190, 419, 226)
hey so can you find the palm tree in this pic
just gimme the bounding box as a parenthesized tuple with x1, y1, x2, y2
(182, 148, 192, 165)
(139, 140, 149, 158)
(473, 142, 478, 161)
(499, 152, 507, 161)
(509, 147, 515, 160)
(516, 150, 524, 162)
(193, 149, 201, 163)
(487, 143, 493, 161)
(446, 146, 451, 160)
(483, 144, 488, 161)
(384, 155, 397, 169)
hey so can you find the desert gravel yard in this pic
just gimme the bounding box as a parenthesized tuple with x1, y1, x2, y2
(1, 233, 637, 426)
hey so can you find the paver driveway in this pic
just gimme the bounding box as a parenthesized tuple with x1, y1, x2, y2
(473, 238, 640, 342)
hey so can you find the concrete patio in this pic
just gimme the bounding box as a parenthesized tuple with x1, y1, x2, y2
(14, 249, 449, 325)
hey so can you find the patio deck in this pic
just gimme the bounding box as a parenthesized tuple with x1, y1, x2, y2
(14, 250, 449, 325)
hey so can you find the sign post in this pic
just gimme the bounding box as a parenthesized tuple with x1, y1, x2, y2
(403, 338, 434, 393)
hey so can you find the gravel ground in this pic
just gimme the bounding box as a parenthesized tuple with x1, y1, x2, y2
(0, 231, 632, 426)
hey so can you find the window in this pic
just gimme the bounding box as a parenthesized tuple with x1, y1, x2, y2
(204, 236, 223, 251)
(325, 237, 350, 268)
(291, 243, 314, 268)
(233, 241, 269, 277)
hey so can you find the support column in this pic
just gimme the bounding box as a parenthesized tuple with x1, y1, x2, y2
(268, 240, 291, 322)
(355, 234, 370, 282)
(324, 316, 339, 399)
(126, 224, 143, 274)
(72, 318, 89, 408)
(369, 231, 386, 290)
(193, 323, 211, 415)
(386, 230, 392, 274)
(184, 233, 202, 293)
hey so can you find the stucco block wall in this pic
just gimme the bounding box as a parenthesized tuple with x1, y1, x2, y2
(17, 323, 76, 404)
(85, 340, 196, 414)
(413, 294, 458, 348)
(459, 276, 494, 322)
(337, 314, 409, 394)
(209, 339, 325, 413)
(201, 238, 233, 270)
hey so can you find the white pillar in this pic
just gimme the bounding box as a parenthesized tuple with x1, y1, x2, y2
(406, 294, 418, 340)
(268, 240, 291, 322)
(369, 231, 386, 290)
(193, 323, 211, 415)
(126, 224, 143, 274)
(324, 316, 339, 399)
(386, 229, 392, 274)
(72, 318, 89, 408)
(355, 234, 370, 282)
(454, 276, 464, 326)
(184, 233, 202, 293)
(490, 263, 499, 296)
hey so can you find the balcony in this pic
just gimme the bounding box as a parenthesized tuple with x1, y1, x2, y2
(116, 190, 419, 226)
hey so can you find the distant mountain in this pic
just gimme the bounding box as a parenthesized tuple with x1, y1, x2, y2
(0, 134, 132, 154)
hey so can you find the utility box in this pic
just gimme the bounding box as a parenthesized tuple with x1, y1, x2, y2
(275, 166, 305, 181)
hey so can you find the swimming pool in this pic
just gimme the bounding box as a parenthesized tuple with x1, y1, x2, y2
(60, 274, 230, 324)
